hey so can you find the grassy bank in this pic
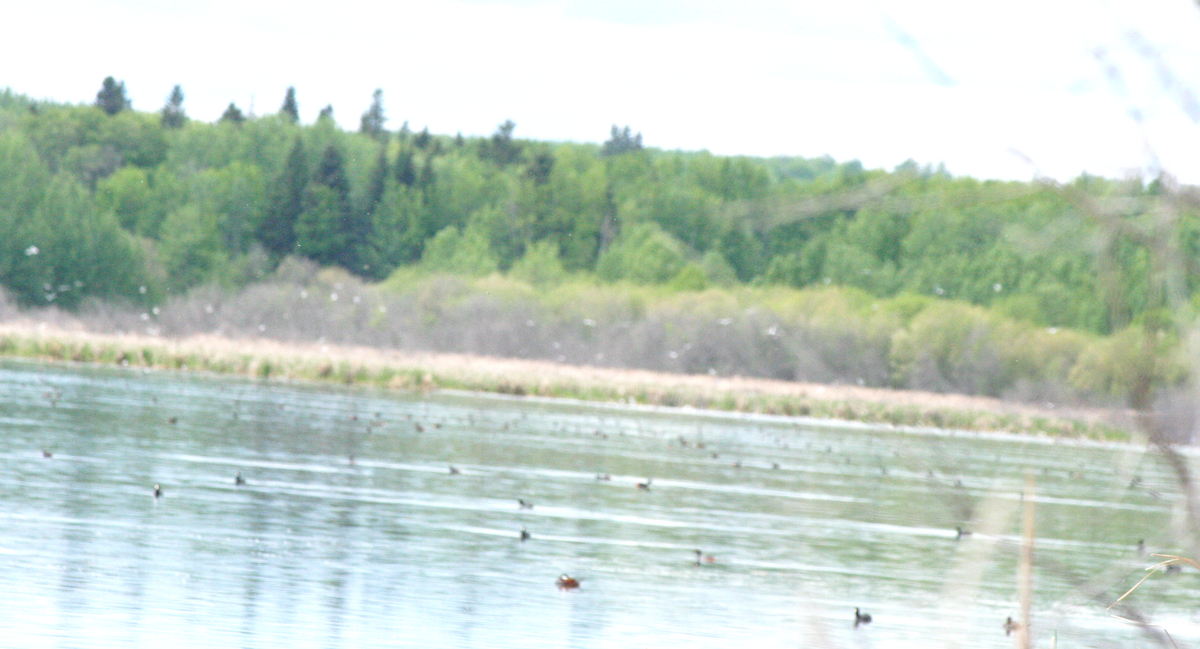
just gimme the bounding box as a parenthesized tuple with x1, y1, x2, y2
(0, 322, 1132, 441)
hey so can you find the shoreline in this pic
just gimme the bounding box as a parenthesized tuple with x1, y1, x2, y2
(0, 321, 1132, 441)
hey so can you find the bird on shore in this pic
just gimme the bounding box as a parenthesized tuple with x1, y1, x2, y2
(693, 549, 716, 566)
(637, 478, 652, 490)
(556, 574, 580, 590)
(854, 608, 872, 627)
(518, 499, 534, 509)
(235, 472, 245, 486)
(520, 526, 530, 542)
(153, 484, 162, 499)
(1003, 617, 1020, 636)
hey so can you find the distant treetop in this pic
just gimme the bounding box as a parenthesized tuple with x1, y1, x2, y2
(280, 87, 299, 123)
(359, 89, 387, 140)
(95, 77, 131, 116)
(219, 102, 246, 125)
(601, 125, 643, 156)
(318, 104, 334, 122)
(161, 85, 186, 129)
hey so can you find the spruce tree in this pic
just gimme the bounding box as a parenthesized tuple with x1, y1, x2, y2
(600, 125, 643, 156)
(296, 145, 372, 272)
(280, 87, 299, 123)
(394, 148, 417, 187)
(363, 145, 388, 216)
(160, 85, 186, 128)
(413, 127, 432, 150)
(258, 138, 307, 256)
(219, 103, 246, 125)
(95, 77, 131, 115)
(317, 104, 334, 122)
(359, 89, 387, 141)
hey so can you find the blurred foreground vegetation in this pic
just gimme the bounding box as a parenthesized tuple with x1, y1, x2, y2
(0, 82, 1196, 408)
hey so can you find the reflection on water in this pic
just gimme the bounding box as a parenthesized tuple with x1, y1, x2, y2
(0, 360, 1196, 647)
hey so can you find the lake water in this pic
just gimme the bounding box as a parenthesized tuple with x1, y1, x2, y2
(1, 360, 1197, 648)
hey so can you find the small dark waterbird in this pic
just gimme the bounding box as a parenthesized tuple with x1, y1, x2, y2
(956, 526, 972, 540)
(235, 472, 246, 486)
(520, 526, 530, 542)
(518, 499, 534, 509)
(448, 466, 460, 475)
(1004, 617, 1020, 636)
(556, 574, 580, 590)
(153, 484, 162, 499)
(42, 450, 53, 459)
(693, 549, 716, 566)
(854, 608, 872, 627)
(636, 478, 652, 490)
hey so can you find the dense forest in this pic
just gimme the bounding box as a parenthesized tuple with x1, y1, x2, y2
(1, 79, 1197, 404)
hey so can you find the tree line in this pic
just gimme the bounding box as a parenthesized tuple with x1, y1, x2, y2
(0, 78, 1196, 342)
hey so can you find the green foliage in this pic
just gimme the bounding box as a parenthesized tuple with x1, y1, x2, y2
(219, 103, 246, 125)
(280, 87, 299, 123)
(161, 85, 186, 129)
(600, 125, 642, 157)
(420, 225, 498, 276)
(479, 120, 521, 166)
(359, 89, 387, 141)
(158, 204, 227, 292)
(95, 77, 130, 116)
(596, 222, 687, 284)
(508, 240, 566, 286)
(259, 138, 307, 256)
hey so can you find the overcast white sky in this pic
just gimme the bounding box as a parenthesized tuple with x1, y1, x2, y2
(4, 0, 1200, 182)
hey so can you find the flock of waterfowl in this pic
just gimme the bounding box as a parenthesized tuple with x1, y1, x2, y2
(32, 389, 1163, 638)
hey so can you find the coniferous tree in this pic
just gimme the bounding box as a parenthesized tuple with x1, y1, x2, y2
(413, 127, 432, 150)
(160, 85, 186, 128)
(454, 132, 465, 147)
(95, 77, 131, 115)
(359, 89, 387, 140)
(219, 103, 246, 125)
(480, 120, 521, 166)
(417, 155, 436, 190)
(317, 104, 334, 122)
(295, 145, 371, 272)
(258, 138, 307, 256)
(394, 148, 417, 187)
(600, 125, 643, 156)
(363, 145, 388, 216)
(280, 87, 299, 123)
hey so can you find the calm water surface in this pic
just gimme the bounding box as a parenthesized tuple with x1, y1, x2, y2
(1, 360, 1197, 648)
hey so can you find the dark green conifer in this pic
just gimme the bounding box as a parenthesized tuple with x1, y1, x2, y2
(317, 104, 334, 122)
(95, 77, 131, 115)
(394, 148, 417, 187)
(280, 87, 299, 123)
(219, 103, 245, 125)
(258, 138, 307, 256)
(359, 89, 387, 140)
(600, 125, 643, 156)
(160, 85, 186, 128)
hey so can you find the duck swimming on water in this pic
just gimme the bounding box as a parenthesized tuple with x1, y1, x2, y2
(520, 526, 530, 542)
(556, 574, 580, 589)
(153, 484, 162, 499)
(693, 549, 716, 565)
(518, 499, 534, 509)
(235, 472, 245, 486)
(1004, 617, 1020, 636)
(636, 478, 652, 490)
(854, 608, 872, 627)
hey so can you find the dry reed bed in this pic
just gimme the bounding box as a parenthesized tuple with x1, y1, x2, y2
(0, 322, 1130, 441)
